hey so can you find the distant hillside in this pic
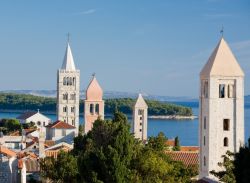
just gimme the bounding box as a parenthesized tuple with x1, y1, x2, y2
(0, 93, 193, 116)
(0, 90, 197, 102)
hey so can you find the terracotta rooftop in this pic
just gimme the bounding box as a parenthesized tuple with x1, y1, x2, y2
(0, 146, 17, 157)
(44, 140, 55, 147)
(166, 151, 199, 166)
(165, 139, 175, 146)
(17, 111, 37, 120)
(46, 120, 75, 129)
(180, 146, 199, 152)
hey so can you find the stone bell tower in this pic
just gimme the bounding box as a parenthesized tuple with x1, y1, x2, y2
(132, 94, 148, 141)
(199, 37, 244, 180)
(57, 41, 80, 135)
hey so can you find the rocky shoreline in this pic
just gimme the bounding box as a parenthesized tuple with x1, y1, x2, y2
(148, 115, 198, 120)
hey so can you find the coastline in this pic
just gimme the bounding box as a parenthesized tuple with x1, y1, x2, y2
(148, 115, 198, 120)
(0, 109, 197, 120)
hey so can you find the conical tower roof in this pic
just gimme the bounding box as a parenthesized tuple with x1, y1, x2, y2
(86, 75, 103, 101)
(135, 94, 148, 108)
(200, 37, 244, 78)
(61, 43, 76, 71)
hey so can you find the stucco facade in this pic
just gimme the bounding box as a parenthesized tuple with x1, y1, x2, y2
(84, 76, 104, 134)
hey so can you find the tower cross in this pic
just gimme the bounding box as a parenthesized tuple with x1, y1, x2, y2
(220, 25, 224, 37)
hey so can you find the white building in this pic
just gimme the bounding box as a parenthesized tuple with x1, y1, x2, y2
(46, 121, 75, 144)
(84, 75, 104, 134)
(132, 94, 148, 141)
(17, 111, 51, 128)
(57, 42, 80, 135)
(199, 37, 244, 181)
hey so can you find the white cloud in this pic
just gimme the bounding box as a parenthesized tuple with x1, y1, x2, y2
(77, 9, 97, 15)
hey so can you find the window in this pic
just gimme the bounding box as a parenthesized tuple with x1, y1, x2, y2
(90, 104, 94, 114)
(71, 107, 75, 113)
(66, 77, 69, 85)
(139, 129, 142, 132)
(204, 156, 206, 166)
(224, 137, 228, 147)
(73, 78, 75, 86)
(138, 110, 144, 115)
(223, 119, 230, 131)
(72, 120, 75, 126)
(204, 136, 206, 146)
(63, 93, 68, 100)
(219, 84, 225, 98)
(204, 117, 206, 129)
(63, 106, 67, 112)
(63, 77, 67, 85)
(140, 122, 142, 126)
(140, 116, 143, 120)
(95, 104, 99, 115)
(69, 77, 73, 85)
(37, 121, 41, 126)
(43, 122, 45, 126)
(203, 81, 208, 98)
(228, 84, 234, 98)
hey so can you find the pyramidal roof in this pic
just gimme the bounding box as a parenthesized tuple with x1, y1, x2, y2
(61, 43, 76, 71)
(135, 94, 148, 108)
(200, 37, 244, 78)
(86, 75, 103, 101)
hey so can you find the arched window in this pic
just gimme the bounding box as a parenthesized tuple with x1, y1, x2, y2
(204, 136, 206, 146)
(95, 104, 99, 114)
(63, 77, 67, 85)
(224, 137, 228, 147)
(90, 104, 94, 114)
(204, 156, 206, 166)
(70, 77, 73, 85)
(37, 121, 41, 126)
(219, 84, 225, 98)
(203, 81, 208, 98)
(73, 77, 75, 86)
(66, 77, 69, 85)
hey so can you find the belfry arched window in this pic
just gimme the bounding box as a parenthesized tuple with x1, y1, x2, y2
(63, 77, 67, 85)
(224, 137, 228, 147)
(90, 104, 94, 115)
(95, 104, 99, 115)
(70, 77, 73, 85)
(66, 77, 69, 85)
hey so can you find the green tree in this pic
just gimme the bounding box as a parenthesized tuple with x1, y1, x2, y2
(0, 118, 21, 134)
(210, 151, 236, 183)
(40, 151, 78, 183)
(173, 136, 181, 151)
(77, 112, 136, 183)
(147, 132, 168, 152)
(234, 138, 250, 183)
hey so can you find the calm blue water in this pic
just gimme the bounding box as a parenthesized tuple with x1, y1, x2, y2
(1, 107, 249, 146)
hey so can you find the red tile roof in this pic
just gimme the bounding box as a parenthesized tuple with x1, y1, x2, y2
(0, 146, 17, 157)
(180, 146, 199, 152)
(166, 139, 175, 146)
(166, 151, 199, 166)
(46, 120, 75, 129)
(17, 111, 37, 120)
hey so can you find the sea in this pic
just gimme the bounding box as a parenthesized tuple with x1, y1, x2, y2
(0, 103, 249, 146)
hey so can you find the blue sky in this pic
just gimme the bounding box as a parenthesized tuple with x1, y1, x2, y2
(0, 0, 249, 97)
